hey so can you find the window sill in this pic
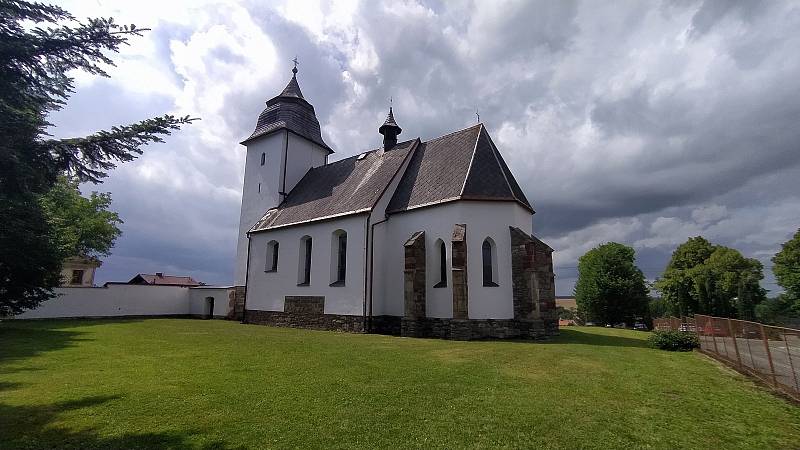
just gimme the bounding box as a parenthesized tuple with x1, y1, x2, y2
(329, 280, 345, 287)
(483, 281, 499, 287)
(297, 282, 310, 287)
(265, 269, 277, 273)
(433, 281, 447, 288)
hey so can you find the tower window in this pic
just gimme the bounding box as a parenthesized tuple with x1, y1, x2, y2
(330, 230, 347, 286)
(265, 241, 279, 272)
(260, 152, 265, 166)
(434, 239, 447, 288)
(482, 238, 499, 287)
(298, 236, 312, 286)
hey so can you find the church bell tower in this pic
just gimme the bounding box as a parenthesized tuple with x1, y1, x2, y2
(234, 63, 332, 287)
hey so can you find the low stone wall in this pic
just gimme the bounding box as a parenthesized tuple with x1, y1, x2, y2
(402, 317, 556, 340)
(244, 308, 555, 341)
(244, 309, 365, 332)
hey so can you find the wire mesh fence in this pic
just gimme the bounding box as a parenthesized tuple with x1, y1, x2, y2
(654, 315, 800, 401)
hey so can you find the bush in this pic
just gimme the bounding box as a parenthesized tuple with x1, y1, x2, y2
(648, 330, 699, 351)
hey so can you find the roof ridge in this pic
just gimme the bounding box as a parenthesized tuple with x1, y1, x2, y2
(458, 123, 483, 197)
(321, 138, 417, 168)
(482, 126, 517, 202)
(422, 122, 482, 144)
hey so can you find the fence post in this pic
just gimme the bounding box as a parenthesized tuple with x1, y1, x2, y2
(710, 317, 719, 355)
(759, 324, 778, 386)
(728, 318, 742, 367)
(783, 331, 799, 393)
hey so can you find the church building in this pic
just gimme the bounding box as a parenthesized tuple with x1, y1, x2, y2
(233, 66, 557, 340)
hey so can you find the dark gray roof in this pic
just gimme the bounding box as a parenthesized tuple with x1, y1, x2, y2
(241, 72, 332, 152)
(386, 124, 533, 213)
(250, 123, 533, 232)
(251, 139, 418, 231)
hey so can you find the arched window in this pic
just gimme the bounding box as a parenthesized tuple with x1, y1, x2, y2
(298, 236, 312, 285)
(482, 238, 498, 287)
(265, 240, 279, 272)
(260, 152, 266, 166)
(434, 239, 447, 288)
(330, 230, 347, 286)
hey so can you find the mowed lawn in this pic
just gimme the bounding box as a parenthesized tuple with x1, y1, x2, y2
(1, 320, 798, 449)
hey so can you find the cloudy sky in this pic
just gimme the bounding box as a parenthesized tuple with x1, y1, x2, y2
(52, 0, 800, 295)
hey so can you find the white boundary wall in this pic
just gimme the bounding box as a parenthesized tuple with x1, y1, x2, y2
(14, 285, 234, 319)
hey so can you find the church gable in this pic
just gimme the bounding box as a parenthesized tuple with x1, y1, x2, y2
(386, 124, 482, 213)
(387, 124, 533, 214)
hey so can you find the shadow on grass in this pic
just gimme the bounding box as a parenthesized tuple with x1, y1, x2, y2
(545, 328, 652, 348)
(0, 395, 245, 450)
(0, 321, 93, 366)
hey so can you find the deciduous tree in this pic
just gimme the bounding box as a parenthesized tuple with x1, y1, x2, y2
(574, 242, 649, 325)
(655, 237, 766, 319)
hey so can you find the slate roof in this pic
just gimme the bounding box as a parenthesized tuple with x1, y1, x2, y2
(249, 123, 533, 232)
(386, 124, 533, 213)
(241, 71, 332, 152)
(251, 139, 419, 231)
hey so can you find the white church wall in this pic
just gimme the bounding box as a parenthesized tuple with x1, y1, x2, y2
(284, 132, 328, 194)
(375, 201, 533, 319)
(235, 132, 286, 285)
(246, 214, 368, 316)
(14, 285, 191, 319)
(367, 141, 418, 320)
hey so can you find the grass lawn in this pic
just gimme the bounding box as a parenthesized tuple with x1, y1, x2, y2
(1, 320, 798, 449)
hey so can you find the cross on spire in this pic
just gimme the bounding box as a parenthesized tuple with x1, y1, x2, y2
(292, 56, 299, 74)
(476, 108, 480, 123)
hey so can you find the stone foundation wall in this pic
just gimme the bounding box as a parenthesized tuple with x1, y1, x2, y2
(402, 317, 552, 340)
(245, 309, 366, 332)
(244, 310, 551, 341)
(232, 286, 246, 321)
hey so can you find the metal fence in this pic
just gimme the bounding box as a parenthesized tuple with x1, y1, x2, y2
(654, 315, 800, 401)
(653, 316, 695, 332)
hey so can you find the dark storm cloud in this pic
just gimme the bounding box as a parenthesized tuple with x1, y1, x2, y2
(52, 0, 800, 295)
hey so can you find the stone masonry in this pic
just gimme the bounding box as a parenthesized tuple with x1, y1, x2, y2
(401, 230, 426, 337)
(451, 224, 468, 320)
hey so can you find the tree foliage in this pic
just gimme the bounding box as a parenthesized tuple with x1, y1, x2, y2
(0, 1, 195, 316)
(654, 237, 766, 320)
(574, 242, 649, 325)
(40, 176, 123, 259)
(772, 229, 800, 301)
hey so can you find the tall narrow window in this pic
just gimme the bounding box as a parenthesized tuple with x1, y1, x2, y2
(330, 230, 347, 286)
(298, 236, 312, 285)
(434, 239, 447, 288)
(483, 238, 498, 287)
(265, 240, 279, 272)
(260, 152, 266, 166)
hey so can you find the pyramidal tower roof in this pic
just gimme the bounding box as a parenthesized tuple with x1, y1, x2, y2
(379, 107, 402, 135)
(241, 65, 331, 152)
(279, 66, 304, 99)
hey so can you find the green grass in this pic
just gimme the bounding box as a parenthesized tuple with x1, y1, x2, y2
(1, 320, 798, 449)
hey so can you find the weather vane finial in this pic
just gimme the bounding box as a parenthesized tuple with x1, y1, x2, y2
(476, 108, 480, 123)
(292, 56, 299, 74)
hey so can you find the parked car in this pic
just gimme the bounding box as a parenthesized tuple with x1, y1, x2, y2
(613, 322, 627, 328)
(585, 321, 596, 326)
(633, 322, 648, 331)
